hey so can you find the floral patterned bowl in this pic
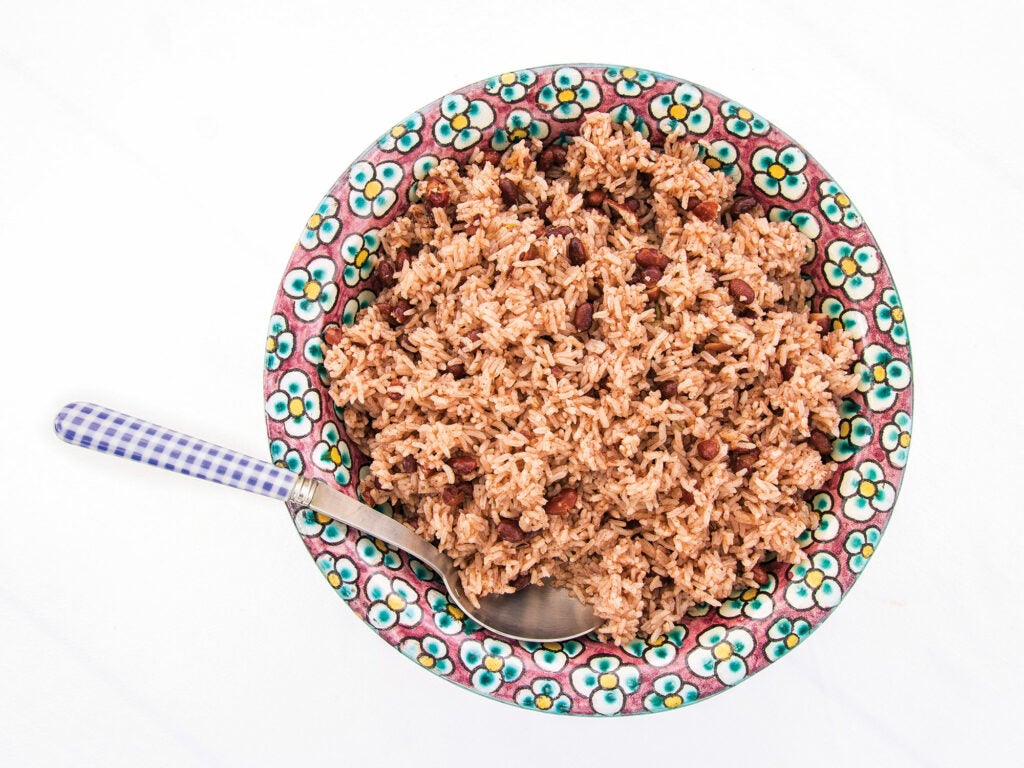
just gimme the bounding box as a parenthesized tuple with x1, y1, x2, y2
(264, 64, 912, 716)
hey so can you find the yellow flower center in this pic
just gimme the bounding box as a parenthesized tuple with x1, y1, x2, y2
(500, 72, 516, 85)
(373, 537, 387, 550)
(354, 248, 369, 268)
(704, 157, 722, 170)
(363, 179, 383, 200)
(287, 397, 305, 417)
(417, 653, 435, 668)
(328, 445, 342, 465)
(622, 67, 637, 79)
(668, 103, 688, 121)
(509, 128, 529, 142)
(266, 336, 276, 352)
(891, 307, 904, 323)
(737, 107, 753, 121)
(598, 672, 619, 689)
(303, 281, 322, 300)
(648, 635, 666, 647)
(534, 694, 553, 710)
(307, 213, 323, 229)
(450, 114, 470, 131)
(899, 432, 911, 448)
(741, 587, 759, 601)
(484, 655, 504, 673)
(840, 256, 858, 276)
(785, 634, 800, 649)
(839, 420, 851, 438)
(767, 163, 787, 180)
(386, 593, 406, 612)
(872, 364, 887, 383)
(557, 89, 576, 103)
(835, 192, 851, 208)
(862, 544, 875, 557)
(859, 479, 877, 498)
(832, 319, 843, 332)
(542, 642, 562, 652)
(447, 604, 465, 620)
(390, 124, 406, 138)
(326, 572, 342, 588)
(805, 569, 824, 589)
(663, 693, 683, 708)
(712, 642, 733, 661)
(315, 512, 331, 524)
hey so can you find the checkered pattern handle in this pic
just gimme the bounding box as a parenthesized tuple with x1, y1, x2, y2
(54, 401, 298, 501)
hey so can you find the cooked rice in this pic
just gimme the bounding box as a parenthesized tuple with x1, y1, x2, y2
(324, 114, 857, 644)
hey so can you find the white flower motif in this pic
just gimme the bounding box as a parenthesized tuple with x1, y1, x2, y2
(570, 655, 641, 715)
(831, 399, 874, 462)
(796, 490, 841, 546)
(603, 65, 657, 97)
(265, 370, 321, 437)
(845, 526, 882, 573)
(649, 83, 711, 136)
(459, 638, 524, 694)
(606, 104, 650, 138)
(348, 160, 403, 218)
(838, 459, 896, 521)
(881, 410, 912, 468)
(484, 69, 537, 103)
(622, 627, 686, 668)
(377, 112, 423, 154)
(819, 180, 863, 228)
(767, 206, 822, 257)
(265, 313, 295, 372)
(764, 617, 811, 661)
(751, 145, 808, 201)
(686, 625, 755, 686)
(718, 575, 776, 620)
(514, 677, 572, 713)
(314, 552, 358, 600)
(490, 108, 549, 152)
(703, 138, 742, 184)
(875, 287, 909, 346)
(537, 67, 603, 121)
(520, 640, 584, 673)
(719, 100, 770, 138)
(365, 574, 421, 630)
(821, 297, 869, 340)
(294, 506, 347, 544)
(854, 343, 912, 411)
(407, 154, 439, 203)
(281, 256, 339, 322)
(784, 552, 842, 610)
(643, 673, 699, 711)
(339, 230, 380, 287)
(426, 587, 479, 635)
(823, 239, 880, 301)
(299, 196, 341, 250)
(399, 635, 454, 676)
(433, 93, 495, 150)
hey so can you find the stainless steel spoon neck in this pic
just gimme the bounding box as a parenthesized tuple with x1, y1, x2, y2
(288, 475, 318, 507)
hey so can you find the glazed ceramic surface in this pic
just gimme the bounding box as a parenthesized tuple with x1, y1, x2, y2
(263, 64, 912, 716)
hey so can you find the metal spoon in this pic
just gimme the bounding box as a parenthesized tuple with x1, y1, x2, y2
(53, 402, 601, 642)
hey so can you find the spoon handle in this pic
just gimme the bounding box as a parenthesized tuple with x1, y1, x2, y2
(53, 401, 297, 501)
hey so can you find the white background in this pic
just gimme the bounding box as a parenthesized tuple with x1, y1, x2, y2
(2, 1, 1021, 765)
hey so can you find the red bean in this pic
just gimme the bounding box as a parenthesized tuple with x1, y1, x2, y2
(692, 201, 720, 222)
(573, 302, 593, 332)
(449, 456, 479, 476)
(498, 176, 519, 206)
(731, 196, 758, 215)
(497, 520, 526, 543)
(567, 237, 587, 266)
(584, 189, 606, 207)
(809, 431, 833, 455)
(544, 488, 578, 516)
(728, 279, 755, 304)
(635, 248, 669, 269)
(323, 326, 343, 346)
(697, 438, 719, 460)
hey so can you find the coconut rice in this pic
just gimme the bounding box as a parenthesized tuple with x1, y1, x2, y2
(324, 113, 857, 644)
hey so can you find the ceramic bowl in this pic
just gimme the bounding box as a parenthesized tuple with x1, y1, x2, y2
(263, 63, 913, 716)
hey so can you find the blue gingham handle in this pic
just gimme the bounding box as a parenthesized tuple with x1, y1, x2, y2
(54, 402, 298, 501)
